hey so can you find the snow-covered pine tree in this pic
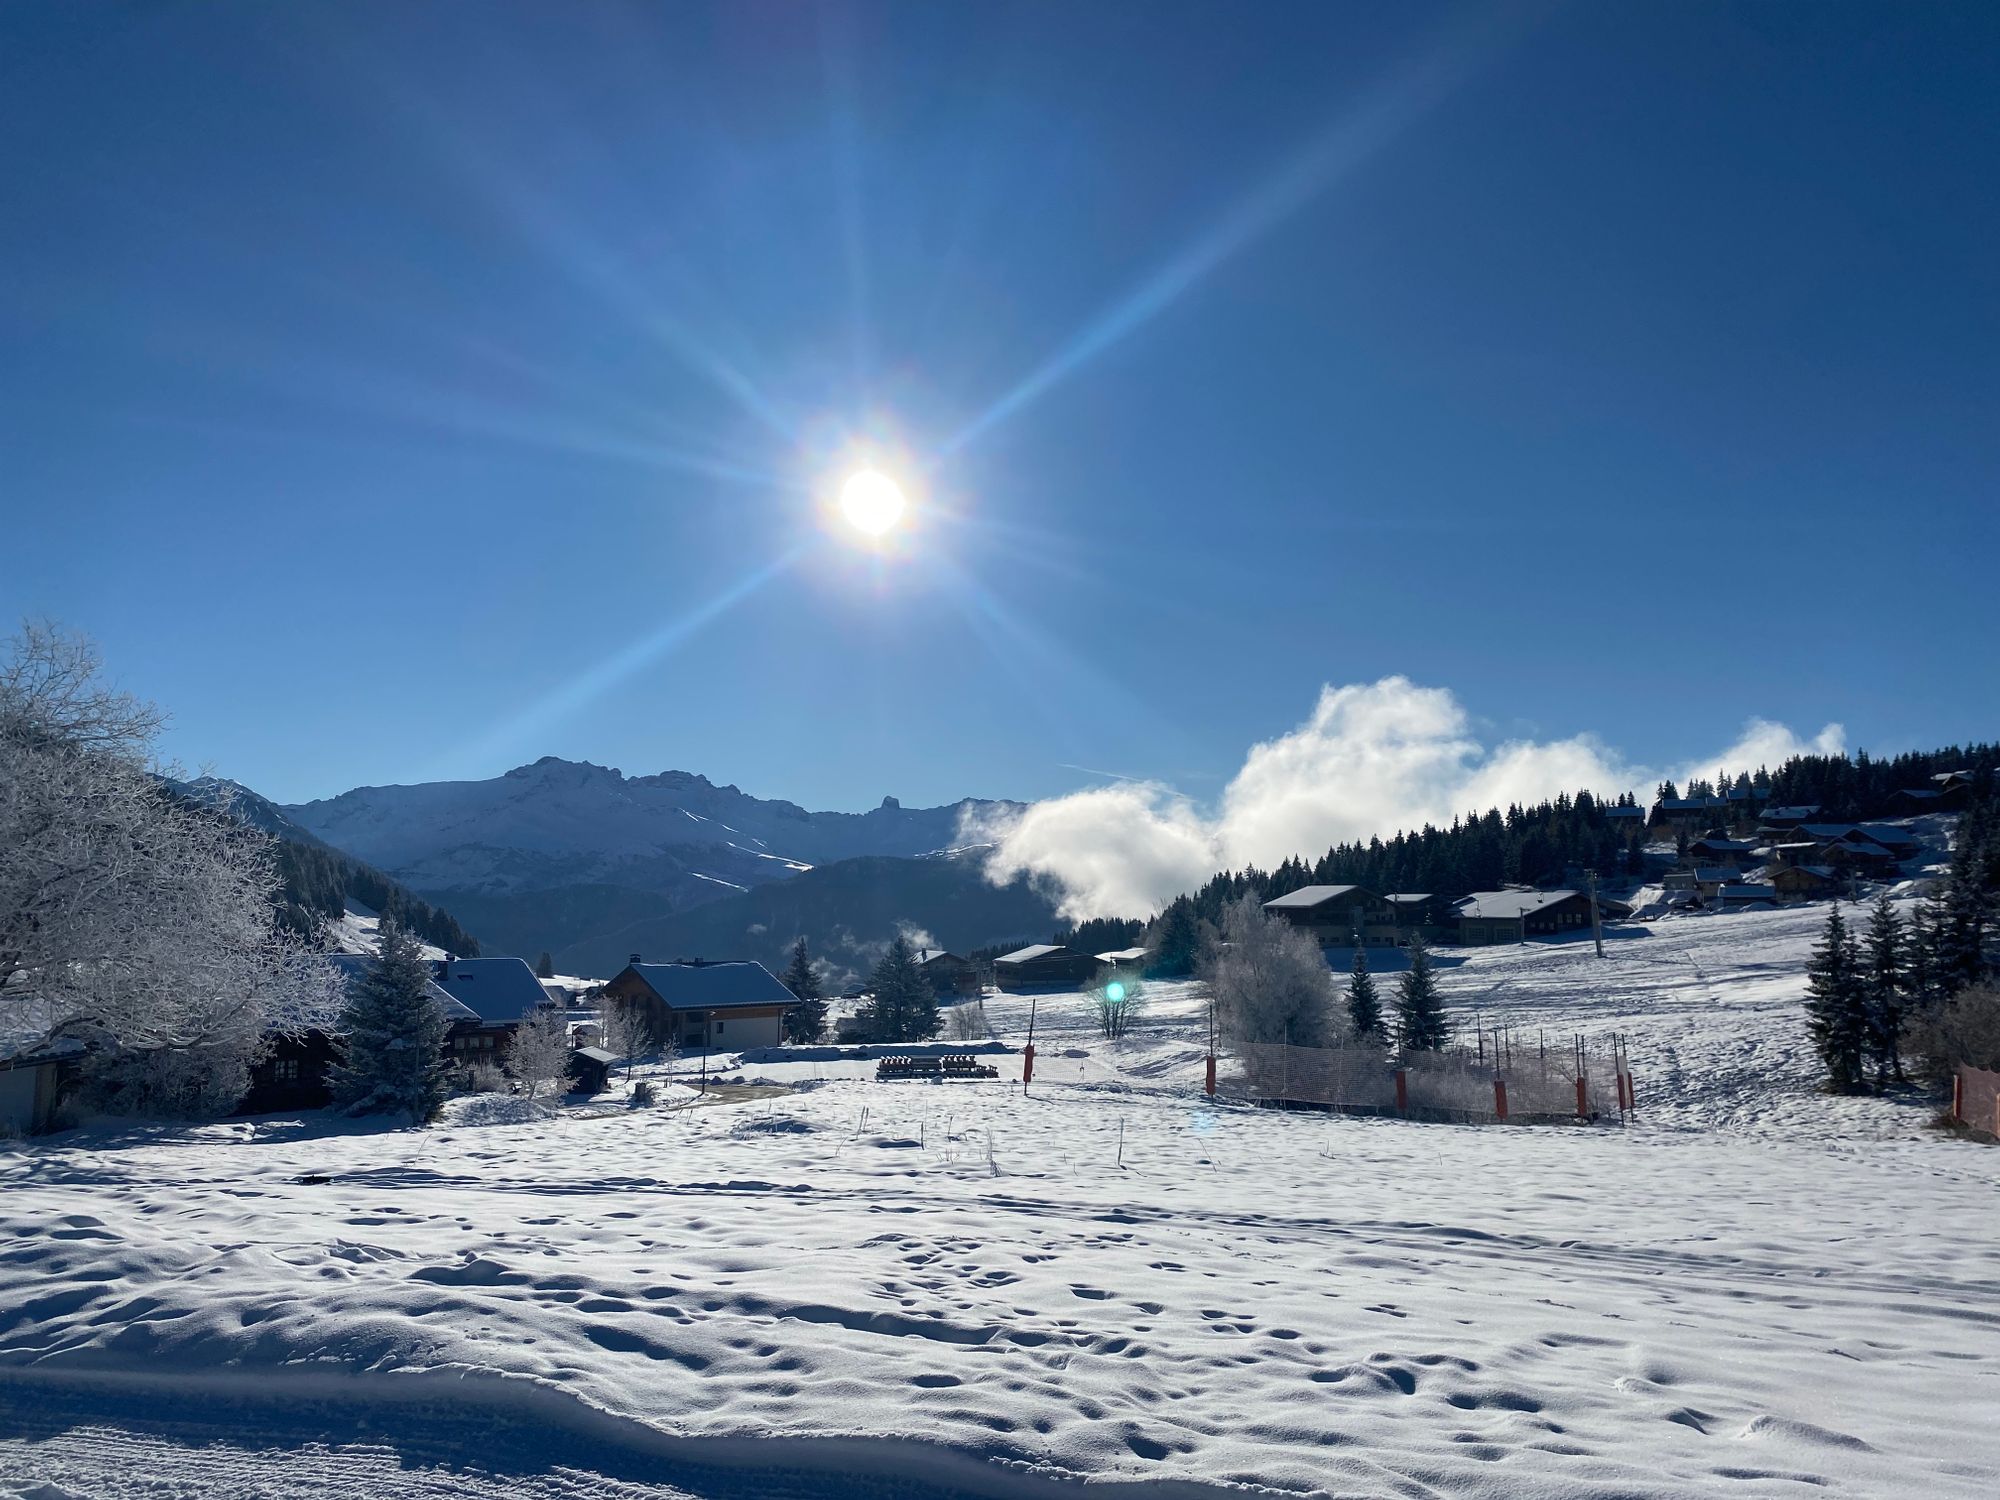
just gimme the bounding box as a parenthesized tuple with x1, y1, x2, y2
(1394, 935, 1450, 1053)
(1863, 894, 1907, 1087)
(535, 951, 555, 979)
(868, 934, 939, 1042)
(1804, 904, 1869, 1093)
(1346, 944, 1385, 1043)
(780, 936, 828, 1044)
(331, 915, 449, 1124)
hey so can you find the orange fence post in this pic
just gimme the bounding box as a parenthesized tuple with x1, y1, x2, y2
(1952, 1069, 1964, 1124)
(1022, 1042, 1035, 1086)
(1204, 1054, 1216, 1097)
(1574, 1076, 1589, 1119)
(1394, 1069, 1408, 1114)
(1493, 1077, 1508, 1122)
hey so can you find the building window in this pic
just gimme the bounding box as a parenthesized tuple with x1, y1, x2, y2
(274, 1059, 299, 1083)
(715, 1021, 725, 1034)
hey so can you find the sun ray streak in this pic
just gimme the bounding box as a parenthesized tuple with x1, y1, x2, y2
(440, 543, 812, 775)
(946, 12, 1524, 455)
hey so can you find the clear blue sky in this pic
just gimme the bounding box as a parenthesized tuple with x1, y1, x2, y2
(4, 2, 1995, 810)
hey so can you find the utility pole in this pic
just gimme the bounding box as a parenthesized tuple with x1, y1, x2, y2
(1586, 869, 1605, 959)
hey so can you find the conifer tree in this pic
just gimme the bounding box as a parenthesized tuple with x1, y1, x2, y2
(1346, 944, 1385, 1044)
(1804, 905, 1869, 1093)
(780, 936, 829, 1044)
(1149, 898, 1200, 979)
(331, 916, 450, 1124)
(1862, 894, 1906, 1087)
(1394, 935, 1450, 1053)
(868, 934, 939, 1042)
(535, 951, 555, 980)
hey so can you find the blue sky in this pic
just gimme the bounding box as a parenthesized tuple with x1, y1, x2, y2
(3, 1, 1995, 812)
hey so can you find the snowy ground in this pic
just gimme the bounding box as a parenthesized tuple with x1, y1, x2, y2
(4, 900, 1997, 1498)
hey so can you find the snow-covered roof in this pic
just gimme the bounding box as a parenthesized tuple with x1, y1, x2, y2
(1456, 890, 1583, 920)
(1761, 805, 1821, 821)
(912, 949, 971, 966)
(995, 944, 1071, 965)
(1719, 885, 1778, 903)
(571, 1046, 619, 1066)
(1384, 892, 1435, 905)
(1603, 806, 1646, 819)
(1779, 865, 1839, 880)
(330, 953, 477, 1023)
(1691, 837, 1759, 852)
(622, 960, 796, 1011)
(434, 957, 554, 1025)
(1095, 947, 1150, 963)
(1693, 867, 1740, 883)
(1261, 884, 1369, 911)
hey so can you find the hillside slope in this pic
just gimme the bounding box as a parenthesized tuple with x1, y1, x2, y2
(557, 850, 1061, 983)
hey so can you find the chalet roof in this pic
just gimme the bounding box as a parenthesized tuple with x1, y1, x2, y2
(1761, 805, 1821, 821)
(1693, 867, 1739, 883)
(912, 949, 971, 966)
(331, 953, 477, 1023)
(1779, 864, 1839, 881)
(1095, 947, 1150, 964)
(1855, 824, 1918, 847)
(1720, 884, 1778, 902)
(1384, 893, 1435, 905)
(1654, 797, 1725, 812)
(434, 957, 561, 1025)
(995, 944, 1072, 965)
(1691, 837, 1759, 852)
(1795, 824, 1865, 841)
(622, 960, 797, 1011)
(1456, 889, 1584, 920)
(1603, 806, 1647, 819)
(571, 1046, 619, 1066)
(1895, 788, 1947, 802)
(1261, 884, 1372, 912)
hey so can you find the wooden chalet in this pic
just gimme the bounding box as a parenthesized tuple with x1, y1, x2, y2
(601, 957, 798, 1051)
(1093, 946, 1152, 969)
(991, 944, 1102, 991)
(1652, 797, 1727, 827)
(1688, 836, 1761, 868)
(433, 956, 555, 1064)
(1261, 885, 1395, 944)
(1717, 884, 1778, 911)
(912, 949, 981, 998)
(1453, 890, 1601, 944)
(1383, 892, 1453, 936)
(1756, 805, 1822, 835)
(1772, 864, 1842, 902)
(0, 1038, 82, 1136)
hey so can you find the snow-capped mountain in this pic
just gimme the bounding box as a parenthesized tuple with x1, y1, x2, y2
(283, 758, 1018, 895)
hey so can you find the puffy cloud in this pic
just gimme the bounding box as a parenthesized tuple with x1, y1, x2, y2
(970, 677, 1844, 921)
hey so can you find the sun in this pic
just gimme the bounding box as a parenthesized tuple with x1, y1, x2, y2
(837, 469, 907, 538)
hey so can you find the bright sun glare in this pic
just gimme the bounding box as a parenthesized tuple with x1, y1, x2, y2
(838, 469, 907, 538)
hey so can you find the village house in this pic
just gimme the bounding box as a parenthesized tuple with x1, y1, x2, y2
(1453, 890, 1600, 944)
(239, 953, 477, 1113)
(1772, 864, 1843, 902)
(1688, 835, 1763, 868)
(1603, 805, 1648, 825)
(1261, 884, 1394, 944)
(434, 956, 554, 1065)
(1093, 946, 1151, 969)
(1652, 797, 1727, 827)
(992, 944, 1103, 991)
(912, 949, 981, 998)
(1756, 805, 1822, 835)
(1692, 867, 1742, 902)
(1717, 884, 1779, 912)
(600, 957, 798, 1052)
(1383, 892, 1454, 937)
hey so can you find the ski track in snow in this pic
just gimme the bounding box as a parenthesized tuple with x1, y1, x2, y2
(3, 900, 1998, 1497)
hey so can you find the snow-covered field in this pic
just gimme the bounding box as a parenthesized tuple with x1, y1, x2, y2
(4, 901, 1997, 1499)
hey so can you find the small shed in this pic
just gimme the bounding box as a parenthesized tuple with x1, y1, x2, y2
(0, 1039, 82, 1136)
(567, 1046, 619, 1094)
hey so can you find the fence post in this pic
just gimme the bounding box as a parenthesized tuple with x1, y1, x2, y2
(1574, 1076, 1588, 1119)
(1952, 1068, 1964, 1125)
(1204, 1053, 1217, 1097)
(1493, 1076, 1508, 1122)
(1625, 1072, 1636, 1113)
(1022, 1042, 1035, 1087)
(1395, 1068, 1408, 1114)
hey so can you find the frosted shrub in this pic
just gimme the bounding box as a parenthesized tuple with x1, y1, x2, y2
(1202, 896, 1339, 1048)
(459, 1061, 506, 1094)
(946, 1000, 989, 1042)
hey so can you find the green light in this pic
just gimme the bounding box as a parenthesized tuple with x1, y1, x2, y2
(1106, 981, 1126, 1002)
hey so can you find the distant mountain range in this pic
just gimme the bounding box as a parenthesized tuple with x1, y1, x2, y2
(272, 758, 1032, 969)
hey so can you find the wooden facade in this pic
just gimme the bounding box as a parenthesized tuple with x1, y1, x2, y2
(1261, 885, 1397, 945)
(913, 949, 982, 998)
(600, 959, 796, 1052)
(992, 944, 1103, 991)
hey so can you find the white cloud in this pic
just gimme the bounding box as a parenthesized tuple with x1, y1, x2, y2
(969, 677, 1844, 921)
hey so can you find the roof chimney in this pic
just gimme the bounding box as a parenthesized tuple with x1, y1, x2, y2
(629, 952, 642, 965)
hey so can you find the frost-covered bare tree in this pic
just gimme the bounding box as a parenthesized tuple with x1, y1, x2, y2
(1199, 895, 1339, 1049)
(0, 623, 341, 1116)
(598, 994, 655, 1078)
(508, 1002, 573, 1102)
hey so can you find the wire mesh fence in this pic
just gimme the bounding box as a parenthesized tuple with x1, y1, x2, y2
(1233, 1030, 1634, 1124)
